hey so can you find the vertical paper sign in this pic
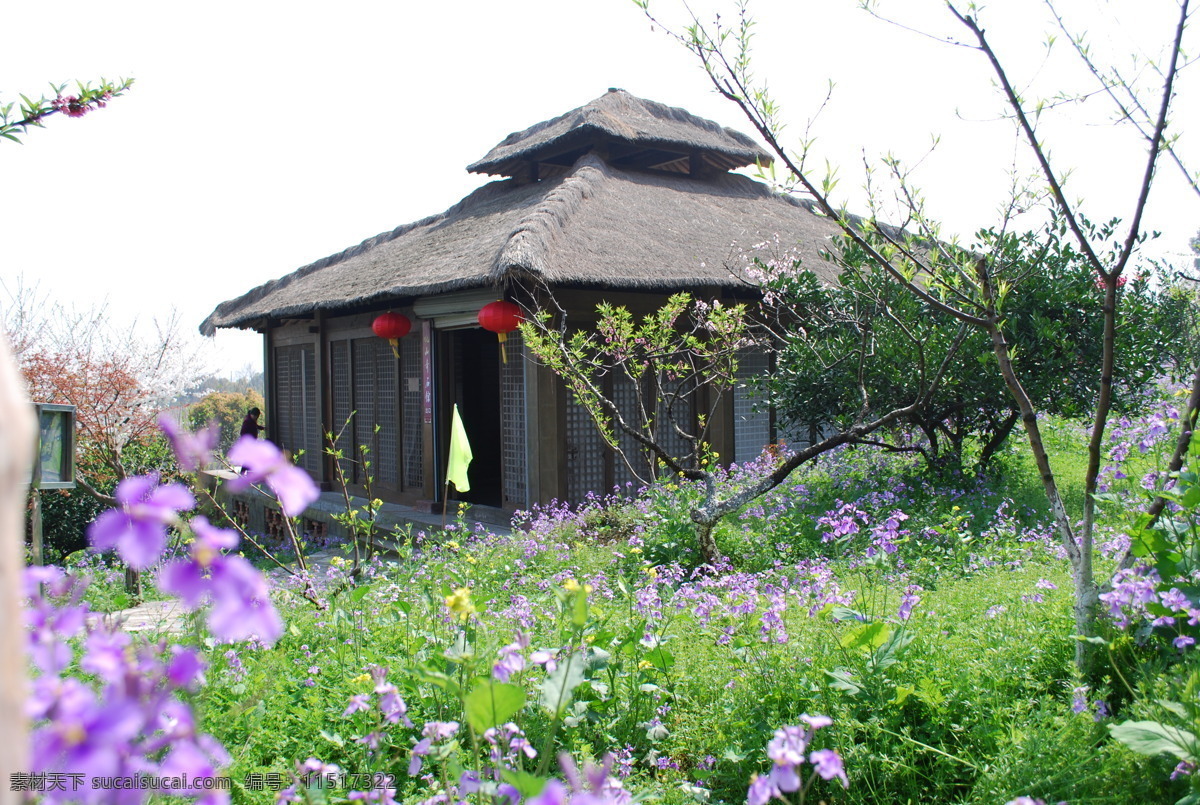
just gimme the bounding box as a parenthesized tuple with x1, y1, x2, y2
(422, 319, 433, 424)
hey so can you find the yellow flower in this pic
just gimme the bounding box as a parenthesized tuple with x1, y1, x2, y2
(350, 673, 371, 685)
(445, 587, 476, 621)
(465, 554, 477, 565)
(330, 556, 347, 567)
(563, 578, 593, 594)
(194, 543, 217, 569)
(637, 660, 653, 670)
(644, 566, 658, 579)
(446, 540, 460, 551)
(629, 547, 643, 555)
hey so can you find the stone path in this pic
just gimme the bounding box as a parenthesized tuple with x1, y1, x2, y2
(94, 549, 353, 635)
(89, 599, 189, 635)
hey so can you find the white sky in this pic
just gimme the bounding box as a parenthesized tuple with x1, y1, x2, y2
(2, 0, 1197, 377)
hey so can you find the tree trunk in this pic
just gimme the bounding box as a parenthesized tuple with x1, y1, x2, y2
(124, 565, 142, 599)
(694, 518, 723, 566)
(984, 319, 1099, 678)
(976, 410, 1020, 474)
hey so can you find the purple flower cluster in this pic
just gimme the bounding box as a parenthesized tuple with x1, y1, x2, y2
(747, 715, 848, 805)
(528, 754, 633, 805)
(868, 510, 908, 557)
(1070, 685, 1109, 722)
(343, 666, 414, 741)
(817, 502, 866, 543)
(896, 585, 922, 622)
(494, 632, 530, 681)
(483, 722, 538, 772)
(1097, 399, 1182, 493)
(409, 721, 460, 775)
(1100, 564, 1163, 628)
(88, 474, 194, 570)
(24, 568, 228, 805)
(21, 416, 323, 805)
(227, 435, 320, 516)
(158, 517, 283, 644)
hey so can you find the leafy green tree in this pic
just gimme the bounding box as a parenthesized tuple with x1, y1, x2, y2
(761, 221, 1189, 475)
(187, 389, 265, 452)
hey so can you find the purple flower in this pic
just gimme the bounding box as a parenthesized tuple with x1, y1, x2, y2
(343, 694, 371, 717)
(88, 474, 195, 569)
(1101, 564, 1162, 628)
(158, 517, 283, 644)
(536, 754, 633, 805)
(1071, 685, 1089, 714)
(25, 569, 89, 673)
(409, 721, 459, 775)
(763, 726, 806, 766)
(157, 734, 230, 798)
(1174, 635, 1195, 650)
(348, 790, 398, 804)
(808, 748, 848, 788)
(80, 629, 132, 682)
(1161, 587, 1191, 612)
(531, 649, 557, 673)
(227, 436, 320, 516)
(371, 666, 413, 726)
(755, 716, 844, 799)
(159, 414, 220, 472)
(800, 713, 833, 730)
(528, 778, 569, 805)
(747, 774, 778, 805)
(166, 645, 206, 689)
(494, 641, 527, 682)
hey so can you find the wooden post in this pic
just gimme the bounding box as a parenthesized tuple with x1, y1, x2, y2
(0, 333, 35, 803)
(29, 489, 42, 566)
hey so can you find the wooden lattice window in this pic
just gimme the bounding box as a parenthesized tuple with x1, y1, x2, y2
(733, 349, 772, 464)
(611, 369, 645, 490)
(351, 339, 378, 485)
(330, 340, 353, 465)
(330, 335, 418, 491)
(501, 332, 527, 508)
(565, 393, 606, 503)
(656, 372, 694, 469)
(273, 344, 319, 474)
(374, 341, 398, 486)
(401, 335, 424, 490)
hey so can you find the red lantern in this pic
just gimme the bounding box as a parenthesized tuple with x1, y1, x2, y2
(477, 300, 522, 363)
(372, 311, 412, 357)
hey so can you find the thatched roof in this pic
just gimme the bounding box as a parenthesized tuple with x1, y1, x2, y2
(467, 89, 772, 178)
(200, 153, 845, 335)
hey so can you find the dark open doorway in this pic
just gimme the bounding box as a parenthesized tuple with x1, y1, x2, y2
(446, 327, 503, 508)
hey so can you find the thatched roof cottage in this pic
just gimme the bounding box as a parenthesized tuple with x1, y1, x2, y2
(202, 89, 842, 515)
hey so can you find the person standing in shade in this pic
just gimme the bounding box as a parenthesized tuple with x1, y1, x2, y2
(240, 407, 265, 440)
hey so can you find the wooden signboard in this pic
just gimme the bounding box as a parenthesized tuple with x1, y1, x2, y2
(32, 403, 76, 490)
